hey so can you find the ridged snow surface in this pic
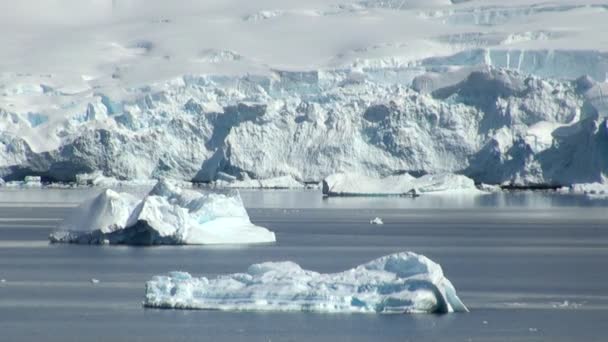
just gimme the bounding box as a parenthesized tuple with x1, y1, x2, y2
(2, 1, 608, 186)
(50, 180, 275, 245)
(144, 252, 468, 314)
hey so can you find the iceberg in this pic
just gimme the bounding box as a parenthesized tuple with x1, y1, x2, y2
(322, 172, 479, 197)
(570, 182, 608, 196)
(50, 180, 275, 245)
(144, 252, 468, 314)
(24, 176, 42, 187)
(370, 217, 384, 225)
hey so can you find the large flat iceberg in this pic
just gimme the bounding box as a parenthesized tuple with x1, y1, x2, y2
(144, 252, 468, 314)
(50, 180, 275, 245)
(322, 172, 480, 196)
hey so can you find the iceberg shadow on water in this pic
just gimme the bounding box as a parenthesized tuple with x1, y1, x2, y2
(50, 180, 276, 245)
(144, 252, 468, 314)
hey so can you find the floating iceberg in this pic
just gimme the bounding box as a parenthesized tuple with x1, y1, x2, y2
(370, 217, 384, 225)
(322, 172, 479, 196)
(50, 180, 275, 245)
(570, 182, 608, 197)
(144, 252, 468, 314)
(1, 176, 43, 188)
(477, 183, 503, 193)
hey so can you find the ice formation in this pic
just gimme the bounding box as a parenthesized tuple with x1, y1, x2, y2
(50, 180, 275, 245)
(144, 252, 468, 314)
(1, 1, 608, 186)
(23, 176, 42, 187)
(323, 172, 479, 196)
(370, 217, 384, 225)
(570, 182, 608, 196)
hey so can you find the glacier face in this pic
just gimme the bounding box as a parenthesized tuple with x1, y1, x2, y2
(2, 66, 606, 186)
(50, 180, 276, 245)
(2, 0, 608, 186)
(144, 252, 468, 314)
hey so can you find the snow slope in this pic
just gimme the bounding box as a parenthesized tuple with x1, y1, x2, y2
(1, 1, 608, 186)
(144, 252, 468, 314)
(50, 180, 275, 245)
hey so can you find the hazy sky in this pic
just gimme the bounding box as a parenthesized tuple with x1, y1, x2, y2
(0, 0, 343, 28)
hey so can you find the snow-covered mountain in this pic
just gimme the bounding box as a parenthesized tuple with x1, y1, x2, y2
(1, 0, 607, 185)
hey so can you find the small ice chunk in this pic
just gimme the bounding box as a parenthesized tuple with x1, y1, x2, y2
(370, 217, 384, 225)
(23, 176, 42, 187)
(477, 183, 502, 192)
(90, 278, 100, 284)
(0, 279, 6, 283)
(144, 252, 468, 314)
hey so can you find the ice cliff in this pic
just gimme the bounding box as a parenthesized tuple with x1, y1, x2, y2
(50, 180, 275, 245)
(144, 252, 468, 314)
(3, 67, 606, 186)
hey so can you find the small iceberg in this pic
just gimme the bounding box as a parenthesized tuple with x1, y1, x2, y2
(144, 252, 468, 314)
(322, 172, 479, 196)
(370, 217, 384, 225)
(50, 180, 275, 245)
(3, 175, 43, 188)
(570, 182, 608, 197)
(24, 176, 42, 187)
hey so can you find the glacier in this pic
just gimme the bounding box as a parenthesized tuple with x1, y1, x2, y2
(2, 0, 608, 187)
(322, 172, 479, 196)
(2, 67, 606, 187)
(144, 252, 468, 314)
(50, 180, 275, 245)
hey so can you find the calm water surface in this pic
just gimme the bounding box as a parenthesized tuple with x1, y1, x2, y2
(0, 188, 607, 341)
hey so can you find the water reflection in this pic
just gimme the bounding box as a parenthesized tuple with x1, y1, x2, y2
(1, 187, 607, 209)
